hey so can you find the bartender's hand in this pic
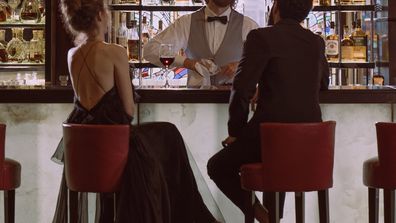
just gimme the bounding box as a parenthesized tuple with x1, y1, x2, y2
(218, 62, 239, 79)
(222, 136, 237, 148)
(183, 58, 199, 72)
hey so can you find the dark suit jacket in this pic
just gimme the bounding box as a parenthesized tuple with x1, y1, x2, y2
(228, 19, 329, 138)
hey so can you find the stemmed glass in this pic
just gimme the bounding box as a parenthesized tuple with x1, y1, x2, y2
(8, 0, 20, 22)
(159, 43, 175, 88)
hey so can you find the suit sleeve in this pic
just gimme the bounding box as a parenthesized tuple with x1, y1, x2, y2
(318, 37, 329, 90)
(228, 29, 269, 137)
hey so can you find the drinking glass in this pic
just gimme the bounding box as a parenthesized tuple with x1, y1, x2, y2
(8, 0, 20, 22)
(159, 43, 175, 88)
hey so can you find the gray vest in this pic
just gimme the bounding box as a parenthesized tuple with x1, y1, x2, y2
(185, 7, 244, 87)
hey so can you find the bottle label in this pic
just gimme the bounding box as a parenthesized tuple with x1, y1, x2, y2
(326, 40, 339, 56)
(341, 46, 354, 61)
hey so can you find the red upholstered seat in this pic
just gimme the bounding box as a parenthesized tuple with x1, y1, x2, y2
(0, 158, 21, 190)
(63, 123, 130, 222)
(363, 122, 396, 223)
(0, 124, 22, 223)
(240, 121, 336, 223)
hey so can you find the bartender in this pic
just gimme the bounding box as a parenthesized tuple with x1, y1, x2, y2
(143, 0, 258, 87)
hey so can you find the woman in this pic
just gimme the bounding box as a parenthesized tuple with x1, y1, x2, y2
(51, 0, 220, 222)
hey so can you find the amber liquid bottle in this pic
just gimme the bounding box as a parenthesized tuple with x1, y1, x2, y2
(341, 26, 354, 62)
(351, 19, 367, 62)
(127, 20, 139, 61)
(326, 22, 339, 62)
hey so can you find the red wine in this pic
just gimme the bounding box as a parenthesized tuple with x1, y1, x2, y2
(160, 56, 175, 67)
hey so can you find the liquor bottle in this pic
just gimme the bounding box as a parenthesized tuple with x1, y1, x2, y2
(326, 22, 339, 62)
(20, 0, 40, 23)
(341, 25, 354, 62)
(157, 20, 163, 34)
(340, 0, 352, 5)
(120, 0, 138, 4)
(37, 29, 45, 62)
(116, 12, 128, 49)
(141, 16, 150, 47)
(380, 34, 389, 61)
(29, 30, 44, 63)
(319, 0, 331, 6)
(351, 19, 367, 62)
(312, 0, 319, 6)
(373, 73, 384, 86)
(127, 20, 139, 62)
(6, 28, 24, 61)
(0, 29, 7, 62)
(352, 0, 365, 5)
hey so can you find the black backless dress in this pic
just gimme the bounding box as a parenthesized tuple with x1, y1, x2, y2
(51, 43, 216, 223)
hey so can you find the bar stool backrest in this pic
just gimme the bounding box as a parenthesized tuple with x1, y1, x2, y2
(260, 121, 336, 192)
(376, 122, 396, 170)
(0, 124, 5, 169)
(63, 123, 130, 192)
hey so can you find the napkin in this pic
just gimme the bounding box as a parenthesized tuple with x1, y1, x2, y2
(194, 59, 220, 87)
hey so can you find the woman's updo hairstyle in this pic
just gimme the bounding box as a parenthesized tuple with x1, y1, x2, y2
(60, 0, 105, 37)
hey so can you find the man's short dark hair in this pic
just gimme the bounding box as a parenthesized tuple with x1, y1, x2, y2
(277, 0, 312, 23)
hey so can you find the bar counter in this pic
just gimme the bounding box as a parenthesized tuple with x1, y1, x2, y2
(1, 85, 396, 103)
(0, 85, 395, 222)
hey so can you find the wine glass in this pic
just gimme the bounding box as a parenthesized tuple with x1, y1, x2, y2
(159, 43, 175, 88)
(8, 0, 20, 22)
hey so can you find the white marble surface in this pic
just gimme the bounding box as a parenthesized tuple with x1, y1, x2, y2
(0, 103, 393, 223)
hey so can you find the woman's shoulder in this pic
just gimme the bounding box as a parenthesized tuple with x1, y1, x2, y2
(99, 42, 128, 59)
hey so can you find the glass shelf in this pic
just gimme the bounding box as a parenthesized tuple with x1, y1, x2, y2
(109, 4, 202, 11)
(312, 4, 378, 12)
(328, 62, 375, 68)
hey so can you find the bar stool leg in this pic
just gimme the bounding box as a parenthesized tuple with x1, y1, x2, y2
(264, 192, 280, 223)
(368, 188, 379, 223)
(243, 190, 255, 223)
(69, 190, 78, 223)
(4, 190, 15, 223)
(295, 192, 305, 223)
(384, 189, 395, 223)
(318, 189, 329, 223)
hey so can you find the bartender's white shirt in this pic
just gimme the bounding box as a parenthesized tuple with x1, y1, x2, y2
(143, 6, 259, 67)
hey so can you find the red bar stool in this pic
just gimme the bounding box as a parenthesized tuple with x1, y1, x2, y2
(363, 122, 396, 223)
(63, 123, 130, 223)
(240, 121, 336, 223)
(0, 124, 21, 223)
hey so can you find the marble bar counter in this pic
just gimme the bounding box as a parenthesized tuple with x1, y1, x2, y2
(0, 85, 395, 223)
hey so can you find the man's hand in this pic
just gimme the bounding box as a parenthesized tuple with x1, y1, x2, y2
(222, 136, 237, 147)
(218, 62, 239, 79)
(183, 58, 199, 72)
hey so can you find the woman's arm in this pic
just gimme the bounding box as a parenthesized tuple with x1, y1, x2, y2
(113, 45, 135, 117)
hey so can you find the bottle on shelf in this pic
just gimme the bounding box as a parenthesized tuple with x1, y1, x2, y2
(341, 25, 354, 62)
(37, 29, 45, 62)
(312, 0, 319, 6)
(127, 19, 139, 62)
(141, 16, 150, 47)
(380, 34, 389, 62)
(29, 30, 43, 63)
(0, 29, 7, 62)
(373, 73, 384, 86)
(319, 0, 331, 6)
(119, 0, 138, 4)
(352, 0, 366, 5)
(326, 21, 339, 62)
(6, 28, 24, 62)
(20, 0, 40, 23)
(351, 19, 367, 62)
(116, 12, 128, 49)
(0, 1, 10, 22)
(339, 0, 352, 5)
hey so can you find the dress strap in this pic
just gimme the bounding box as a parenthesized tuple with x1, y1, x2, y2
(75, 41, 107, 94)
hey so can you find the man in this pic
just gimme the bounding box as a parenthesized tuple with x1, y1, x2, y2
(143, 0, 258, 87)
(207, 0, 329, 222)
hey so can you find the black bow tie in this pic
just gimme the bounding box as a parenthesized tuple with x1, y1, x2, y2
(207, 16, 228, 24)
